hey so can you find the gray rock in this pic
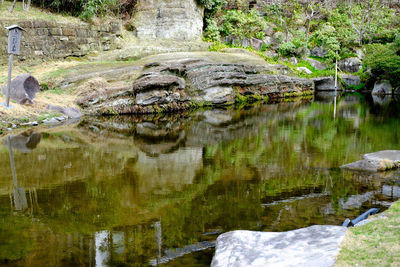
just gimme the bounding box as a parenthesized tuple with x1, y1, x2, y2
(242, 38, 250, 48)
(1, 74, 40, 104)
(341, 150, 400, 172)
(47, 104, 82, 119)
(203, 87, 234, 104)
(262, 36, 273, 47)
(312, 77, 340, 91)
(394, 87, 400, 95)
(289, 57, 298, 65)
(136, 90, 169, 106)
(297, 67, 312, 74)
(339, 57, 362, 73)
(250, 38, 263, 51)
(311, 46, 328, 58)
(264, 25, 274, 37)
(264, 50, 278, 58)
(372, 80, 392, 95)
(341, 74, 361, 87)
(306, 57, 327, 70)
(133, 73, 186, 93)
(211, 225, 347, 267)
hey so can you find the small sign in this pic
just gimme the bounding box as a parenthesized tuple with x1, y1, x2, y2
(6, 25, 25, 55)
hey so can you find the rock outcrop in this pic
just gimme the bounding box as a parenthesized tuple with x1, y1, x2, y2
(131, 0, 204, 41)
(211, 226, 347, 267)
(78, 52, 314, 115)
(339, 57, 362, 73)
(306, 57, 327, 70)
(312, 77, 341, 91)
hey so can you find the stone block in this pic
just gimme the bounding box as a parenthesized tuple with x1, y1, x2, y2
(49, 28, 63, 36)
(76, 29, 88, 38)
(62, 28, 76, 36)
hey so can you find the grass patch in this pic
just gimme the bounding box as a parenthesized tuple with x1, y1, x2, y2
(0, 1, 83, 24)
(335, 201, 400, 267)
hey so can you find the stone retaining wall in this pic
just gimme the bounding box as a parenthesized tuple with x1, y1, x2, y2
(0, 20, 121, 64)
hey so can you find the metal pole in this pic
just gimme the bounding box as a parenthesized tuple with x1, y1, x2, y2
(6, 54, 13, 108)
(334, 56, 338, 95)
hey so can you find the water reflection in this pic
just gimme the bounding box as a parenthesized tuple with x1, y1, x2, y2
(0, 96, 400, 266)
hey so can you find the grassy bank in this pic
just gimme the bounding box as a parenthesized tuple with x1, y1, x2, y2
(336, 200, 400, 266)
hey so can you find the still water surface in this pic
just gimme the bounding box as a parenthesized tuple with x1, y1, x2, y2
(1, 94, 400, 266)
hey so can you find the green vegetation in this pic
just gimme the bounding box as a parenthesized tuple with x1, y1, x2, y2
(336, 201, 400, 267)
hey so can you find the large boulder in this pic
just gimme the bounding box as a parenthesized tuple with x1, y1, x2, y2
(339, 57, 362, 73)
(305, 57, 327, 70)
(1, 74, 40, 104)
(311, 46, 328, 58)
(312, 77, 340, 91)
(211, 226, 347, 267)
(341, 74, 361, 87)
(372, 80, 392, 95)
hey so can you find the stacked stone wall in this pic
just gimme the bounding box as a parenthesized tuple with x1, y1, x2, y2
(0, 20, 121, 64)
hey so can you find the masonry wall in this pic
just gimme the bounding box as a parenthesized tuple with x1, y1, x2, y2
(0, 20, 121, 64)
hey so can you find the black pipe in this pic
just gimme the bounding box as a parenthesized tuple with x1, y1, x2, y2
(342, 208, 380, 227)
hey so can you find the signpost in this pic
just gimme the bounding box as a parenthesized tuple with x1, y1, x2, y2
(2, 25, 25, 109)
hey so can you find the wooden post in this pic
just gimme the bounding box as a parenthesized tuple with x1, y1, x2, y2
(6, 54, 13, 108)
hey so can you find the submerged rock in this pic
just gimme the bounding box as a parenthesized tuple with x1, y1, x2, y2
(211, 225, 347, 267)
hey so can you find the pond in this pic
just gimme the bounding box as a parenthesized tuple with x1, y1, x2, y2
(1, 93, 400, 266)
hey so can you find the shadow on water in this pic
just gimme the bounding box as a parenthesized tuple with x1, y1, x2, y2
(0, 96, 400, 266)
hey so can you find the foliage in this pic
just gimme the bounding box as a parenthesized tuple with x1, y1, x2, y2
(310, 23, 340, 62)
(279, 41, 296, 57)
(204, 18, 221, 42)
(220, 9, 266, 40)
(362, 43, 400, 87)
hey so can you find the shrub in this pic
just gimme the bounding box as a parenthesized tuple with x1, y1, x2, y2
(362, 43, 400, 87)
(221, 9, 266, 40)
(204, 18, 221, 42)
(279, 41, 296, 57)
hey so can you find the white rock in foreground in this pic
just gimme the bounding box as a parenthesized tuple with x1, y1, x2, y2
(211, 225, 347, 267)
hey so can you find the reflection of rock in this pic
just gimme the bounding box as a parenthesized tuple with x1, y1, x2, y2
(131, 148, 203, 194)
(372, 94, 392, 106)
(314, 91, 337, 102)
(1, 74, 40, 104)
(340, 192, 375, 210)
(3, 131, 41, 153)
(13, 187, 28, 211)
(382, 185, 400, 198)
(212, 226, 347, 267)
(203, 110, 233, 126)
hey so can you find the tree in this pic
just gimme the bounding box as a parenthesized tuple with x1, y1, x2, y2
(23, 0, 31, 11)
(9, 0, 17, 12)
(303, 0, 320, 44)
(346, 0, 383, 45)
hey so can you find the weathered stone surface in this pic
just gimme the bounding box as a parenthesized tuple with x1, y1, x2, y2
(250, 37, 263, 50)
(341, 74, 361, 87)
(1, 74, 40, 104)
(47, 104, 82, 119)
(311, 46, 328, 58)
(339, 57, 362, 73)
(77, 52, 313, 115)
(372, 80, 392, 95)
(211, 225, 347, 267)
(131, 0, 204, 41)
(341, 150, 400, 172)
(306, 57, 327, 70)
(312, 77, 340, 91)
(133, 74, 186, 93)
(297, 67, 312, 74)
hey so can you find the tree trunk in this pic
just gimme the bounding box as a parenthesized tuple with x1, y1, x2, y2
(9, 0, 18, 13)
(306, 18, 311, 44)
